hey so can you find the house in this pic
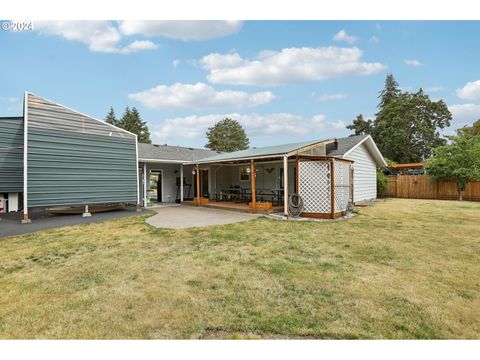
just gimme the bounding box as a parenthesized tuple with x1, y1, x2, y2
(137, 143, 218, 205)
(1, 92, 138, 222)
(1, 92, 387, 221)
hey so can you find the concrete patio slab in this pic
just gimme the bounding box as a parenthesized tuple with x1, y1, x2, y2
(146, 205, 261, 229)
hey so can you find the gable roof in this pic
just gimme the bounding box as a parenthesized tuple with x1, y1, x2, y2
(138, 143, 219, 162)
(325, 134, 369, 156)
(333, 134, 387, 167)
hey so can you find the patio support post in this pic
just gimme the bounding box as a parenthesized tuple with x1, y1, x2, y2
(180, 164, 184, 202)
(195, 164, 200, 206)
(283, 155, 289, 217)
(143, 162, 147, 207)
(330, 158, 335, 218)
(251, 160, 256, 214)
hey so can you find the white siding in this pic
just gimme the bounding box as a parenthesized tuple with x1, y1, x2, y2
(344, 143, 377, 202)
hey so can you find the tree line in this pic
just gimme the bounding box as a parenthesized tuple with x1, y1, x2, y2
(104, 107, 152, 144)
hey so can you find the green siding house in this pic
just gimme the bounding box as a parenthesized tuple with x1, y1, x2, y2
(0, 92, 139, 221)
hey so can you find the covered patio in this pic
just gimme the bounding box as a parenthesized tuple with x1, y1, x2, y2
(181, 138, 353, 218)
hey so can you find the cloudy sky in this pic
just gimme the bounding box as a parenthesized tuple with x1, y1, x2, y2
(1, 20, 479, 147)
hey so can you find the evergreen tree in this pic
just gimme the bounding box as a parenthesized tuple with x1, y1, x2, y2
(205, 118, 249, 152)
(346, 74, 451, 163)
(377, 73, 401, 111)
(105, 107, 118, 126)
(117, 106, 152, 144)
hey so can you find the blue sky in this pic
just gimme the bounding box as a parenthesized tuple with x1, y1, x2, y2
(1, 20, 480, 148)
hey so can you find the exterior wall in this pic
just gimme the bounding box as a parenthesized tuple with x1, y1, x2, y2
(26, 93, 138, 208)
(0, 117, 24, 193)
(344, 142, 377, 202)
(143, 162, 186, 203)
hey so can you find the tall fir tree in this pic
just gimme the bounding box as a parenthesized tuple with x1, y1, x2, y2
(117, 106, 152, 144)
(105, 107, 118, 126)
(377, 73, 401, 111)
(346, 74, 451, 163)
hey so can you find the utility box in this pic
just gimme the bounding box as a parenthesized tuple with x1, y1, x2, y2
(8, 192, 19, 212)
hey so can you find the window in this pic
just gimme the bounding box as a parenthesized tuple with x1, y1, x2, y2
(239, 167, 250, 181)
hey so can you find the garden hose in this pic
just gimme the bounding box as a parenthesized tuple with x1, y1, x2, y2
(288, 193, 304, 218)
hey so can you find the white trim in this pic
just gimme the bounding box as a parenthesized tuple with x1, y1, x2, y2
(143, 162, 147, 207)
(149, 168, 164, 203)
(342, 135, 388, 167)
(180, 164, 184, 202)
(27, 91, 137, 138)
(139, 158, 186, 164)
(23, 92, 28, 217)
(135, 135, 140, 205)
(283, 155, 288, 216)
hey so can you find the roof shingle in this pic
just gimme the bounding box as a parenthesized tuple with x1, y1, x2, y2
(138, 143, 219, 162)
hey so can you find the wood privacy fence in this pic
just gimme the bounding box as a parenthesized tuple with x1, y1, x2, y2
(384, 175, 480, 201)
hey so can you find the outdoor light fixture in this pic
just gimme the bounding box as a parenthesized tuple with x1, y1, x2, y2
(246, 167, 251, 174)
(192, 170, 196, 175)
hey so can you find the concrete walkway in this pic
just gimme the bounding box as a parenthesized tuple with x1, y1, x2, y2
(146, 205, 261, 229)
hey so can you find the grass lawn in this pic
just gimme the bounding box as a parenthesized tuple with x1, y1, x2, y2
(0, 199, 479, 339)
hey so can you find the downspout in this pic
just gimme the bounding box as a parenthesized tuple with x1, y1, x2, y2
(21, 92, 31, 223)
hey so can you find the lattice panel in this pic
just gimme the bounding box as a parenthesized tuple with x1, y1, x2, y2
(334, 160, 351, 212)
(298, 160, 331, 213)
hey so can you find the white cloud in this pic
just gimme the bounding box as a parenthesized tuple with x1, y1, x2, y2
(200, 47, 386, 86)
(312, 93, 348, 102)
(32, 21, 158, 54)
(449, 104, 480, 124)
(333, 29, 357, 44)
(31, 20, 242, 54)
(118, 40, 158, 54)
(456, 80, 480, 100)
(128, 82, 275, 110)
(119, 20, 243, 41)
(152, 113, 346, 142)
(404, 59, 423, 67)
(369, 35, 379, 43)
(172, 59, 181, 68)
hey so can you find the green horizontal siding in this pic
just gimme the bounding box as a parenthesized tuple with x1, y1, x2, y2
(0, 117, 24, 193)
(28, 127, 137, 207)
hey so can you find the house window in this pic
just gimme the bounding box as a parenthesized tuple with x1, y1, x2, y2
(239, 167, 250, 182)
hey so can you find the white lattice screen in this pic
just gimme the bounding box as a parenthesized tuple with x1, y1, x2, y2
(298, 160, 331, 213)
(334, 160, 351, 212)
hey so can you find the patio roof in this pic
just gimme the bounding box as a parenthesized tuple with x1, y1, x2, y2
(191, 138, 335, 164)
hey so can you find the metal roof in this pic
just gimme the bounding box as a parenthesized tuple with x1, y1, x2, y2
(138, 143, 219, 162)
(193, 139, 331, 163)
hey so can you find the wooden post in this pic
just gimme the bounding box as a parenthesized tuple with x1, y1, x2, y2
(283, 155, 289, 216)
(330, 158, 335, 218)
(196, 164, 200, 206)
(295, 155, 299, 193)
(251, 160, 256, 214)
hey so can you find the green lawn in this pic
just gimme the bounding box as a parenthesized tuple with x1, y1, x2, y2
(0, 199, 479, 339)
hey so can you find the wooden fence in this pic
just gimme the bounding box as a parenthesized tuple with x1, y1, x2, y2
(384, 175, 480, 201)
